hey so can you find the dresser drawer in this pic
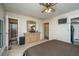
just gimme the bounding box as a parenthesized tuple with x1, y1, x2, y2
(25, 32, 40, 43)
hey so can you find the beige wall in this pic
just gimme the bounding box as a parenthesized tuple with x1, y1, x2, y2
(43, 9, 79, 43)
(4, 7, 79, 48)
(5, 12, 43, 48)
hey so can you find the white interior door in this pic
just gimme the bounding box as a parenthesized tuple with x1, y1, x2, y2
(44, 23, 49, 39)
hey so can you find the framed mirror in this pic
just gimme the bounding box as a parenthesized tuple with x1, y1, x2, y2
(27, 21, 36, 32)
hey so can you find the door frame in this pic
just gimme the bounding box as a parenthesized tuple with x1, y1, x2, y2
(8, 18, 18, 47)
(70, 17, 79, 44)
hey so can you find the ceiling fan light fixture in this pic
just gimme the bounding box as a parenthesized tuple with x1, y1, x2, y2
(45, 8, 52, 13)
(40, 3, 57, 13)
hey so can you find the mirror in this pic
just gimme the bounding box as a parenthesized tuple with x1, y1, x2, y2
(27, 21, 36, 32)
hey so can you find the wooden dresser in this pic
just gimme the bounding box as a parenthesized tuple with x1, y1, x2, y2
(25, 32, 40, 43)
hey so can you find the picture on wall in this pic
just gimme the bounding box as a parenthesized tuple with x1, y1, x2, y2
(27, 21, 36, 32)
(58, 18, 67, 24)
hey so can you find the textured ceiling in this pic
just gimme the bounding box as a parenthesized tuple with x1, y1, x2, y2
(3, 3, 79, 20)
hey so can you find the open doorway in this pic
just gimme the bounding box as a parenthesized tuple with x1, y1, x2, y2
(8, 18, 18, 49)
(44, 23, 49, 40)
(71, 17, 79, 45)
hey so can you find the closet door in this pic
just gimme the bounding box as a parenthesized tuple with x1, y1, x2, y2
(0, 20, 3, 48)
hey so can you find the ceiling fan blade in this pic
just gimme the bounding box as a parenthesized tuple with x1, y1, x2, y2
(40, 3, 47, 7)
(41, 9, 46, 13)
(40, 3, 57, 7)
(51, 3, 57, 6)
(51, 8, 55, 12)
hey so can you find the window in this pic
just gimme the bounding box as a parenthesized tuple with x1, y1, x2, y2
(0, 20, 3, 48)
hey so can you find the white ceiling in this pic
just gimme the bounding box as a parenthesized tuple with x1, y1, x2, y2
(3, 3, 79, 20)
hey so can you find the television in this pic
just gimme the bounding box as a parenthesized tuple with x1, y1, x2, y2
(58, 18, 67, 24)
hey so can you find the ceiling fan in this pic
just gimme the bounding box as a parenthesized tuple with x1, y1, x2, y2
(40, 3, 57, 13)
